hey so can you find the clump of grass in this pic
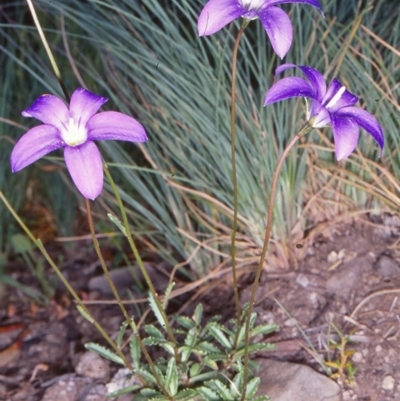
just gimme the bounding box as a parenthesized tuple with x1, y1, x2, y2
(1, 0, 399, 276)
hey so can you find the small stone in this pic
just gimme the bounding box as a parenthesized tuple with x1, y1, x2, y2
(327, 269, 358, 299)
(76, 352, 110, 382)
(352, 351, 363, 363)
(106, 368, 142, 396)
(327, 251, 338, 263)
(382, 375, 395, 391)
(375, 345, 383, 353)
(374, 256, 400, 277)
(256, 359, 341, 401)
(296, 274, 310, 288)
(284, 318, 297, 327)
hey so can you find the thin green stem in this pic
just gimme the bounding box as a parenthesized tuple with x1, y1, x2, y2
(230, 23, 247, 329)
(26, 0, 70, 101)
(0, 191, 129, 368)
(103, 162, 180, 363)
(85, 198, 171, 398)
(240, 123, 313, 400)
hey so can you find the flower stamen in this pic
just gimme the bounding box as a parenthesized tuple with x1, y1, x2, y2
(61, 117, 88, 147)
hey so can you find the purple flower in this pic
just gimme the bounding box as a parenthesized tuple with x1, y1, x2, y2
(197, 0, 323, 58)
(264, 64, 384, 160)
(11, 88, 147, 200)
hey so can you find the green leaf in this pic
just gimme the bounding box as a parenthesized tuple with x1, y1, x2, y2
(162, 281, 175, 310)
(107, 213, 127, 235)
(136, 367, 157, 385)
(193, 303, 203, 326)
(250, 396, 270, 401)
(234, 343, 275, 359)
(175, 316, 195, 330)
(140, 387, 162, 397)
(189, 362, 201, 378)
(195, 341, 221, 354)
(84, 343, 125, 365)
(148, 291, 167, 331)
(231, 371, 244, 397)
(165, 358, 178, 396)
(180, 346, 192, 363)
(245, 377, 261, 398)
(203, 357, 219, 371)
(184, 327, 197, 348)
(173, 389, 197, 400)
(160, 342, 176, 356)
(107, 383, 142, 397)
(145, 324, 165, 339)
(206, 379, 235, 401)
(10, 234, 34, 254)
(130, 332, 141, 369)
(188, 371, 217, 384)
(197, 386, 220, 401)
(236, 313, 257, 345)
(76, 305, 94, 324)
(207, 323, 232, 349)
(142, 336, 164, 346)
(117, 321, 128, 349)
(250, 324, 279, 338)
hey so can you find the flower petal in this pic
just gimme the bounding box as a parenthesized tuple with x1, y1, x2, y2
(22, 94, 69, 131)
(258, 6, 292, 59)
(87, 111, 148, 142)
(275, 64, 326, 100)
(64, 141, 104, 200)
(265, 0, 324, 15)
(331, 113, 359, 160)
(264, 77, 314, 105)
(323, 78, 358, 112)
(69, 88, 108, 126)
(337, 107, 384, 154)
(198, 0, 243, 36)
(11, 125, 64, 172)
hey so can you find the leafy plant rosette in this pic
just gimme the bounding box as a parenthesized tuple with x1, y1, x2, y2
(87, 301, 277, 401)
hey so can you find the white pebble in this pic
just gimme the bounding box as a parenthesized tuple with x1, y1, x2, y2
(382, 375, 395, 391)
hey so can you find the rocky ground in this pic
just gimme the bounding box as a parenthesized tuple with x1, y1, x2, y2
(1, 216, 400, 401)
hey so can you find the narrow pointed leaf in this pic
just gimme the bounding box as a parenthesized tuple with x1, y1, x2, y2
(145, 324, 165, 339)
(85, 343, 124, 365)
(107, 213, 127, 235)
(130, 332, 141, 369)
(162, 281, 175, 310)
(175, 316, 195, 330)
(117, 321, 128, 349)
(207, 324, 232, 349)
(207, 379, 235, 401)
(165, 358, 178, 396)
(197, 386, 220, 401)
(184, 327, 197, 347)
(148, 291, 167, 330)
(251, 323, 279, 337)
(193, 303, 203, 326)
(246, 377, 261, 398)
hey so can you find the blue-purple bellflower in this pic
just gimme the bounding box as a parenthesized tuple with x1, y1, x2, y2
(264, 64, 384, 159)
(197, 0, 323, 58)
(11, 88, 147, 200)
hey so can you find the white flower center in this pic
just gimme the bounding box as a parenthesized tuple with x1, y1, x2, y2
(60, 117, 88, 147)
(240, 0, 265, 11)
(325, 85, 346, 110)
